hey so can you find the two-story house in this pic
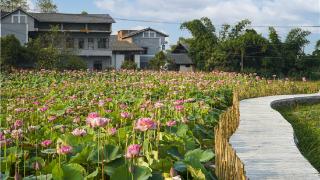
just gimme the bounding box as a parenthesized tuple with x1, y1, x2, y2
(1, 9, 170, 70)
(1, 8, 115, 70)
(117, 28, 168, 68)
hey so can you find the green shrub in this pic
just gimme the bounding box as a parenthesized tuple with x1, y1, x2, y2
(56, 55, 87, 70)
(121, 60, 137, 70)
(35, 46, 60, 69)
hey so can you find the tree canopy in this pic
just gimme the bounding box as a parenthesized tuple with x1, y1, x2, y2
(0, 0, 29, 11)
(36, 0, 57, 13)
(180, 17, 320, 79)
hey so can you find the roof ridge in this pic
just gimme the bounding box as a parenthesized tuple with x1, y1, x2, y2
(29, 12, 111, 16)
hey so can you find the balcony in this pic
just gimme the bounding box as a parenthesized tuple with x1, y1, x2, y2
(75, 49, 112, 56)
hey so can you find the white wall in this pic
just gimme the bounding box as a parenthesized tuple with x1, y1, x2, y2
(179, 65, 193, 72)
(114, 54, 124, 70)
(134, 55, 140, 68)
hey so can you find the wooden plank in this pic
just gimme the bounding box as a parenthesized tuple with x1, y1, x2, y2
(230, 94, 320, 180)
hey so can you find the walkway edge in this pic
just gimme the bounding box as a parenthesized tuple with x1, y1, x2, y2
(230, 93, 320, 180)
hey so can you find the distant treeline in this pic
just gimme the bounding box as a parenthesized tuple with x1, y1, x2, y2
(179, 18, 320, 79)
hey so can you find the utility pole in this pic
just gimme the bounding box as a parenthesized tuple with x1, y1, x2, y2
(241, 48, 244, 72)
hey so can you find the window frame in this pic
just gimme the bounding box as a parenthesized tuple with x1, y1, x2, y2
(97, 38, 107, 49)
(142, 47, 148, 54)
(88, 38, 95, 50)
(11, 11, 27, 24)
(78, 38, 85, 49)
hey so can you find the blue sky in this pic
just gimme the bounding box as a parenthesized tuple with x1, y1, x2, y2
(28, 0, 320, 53)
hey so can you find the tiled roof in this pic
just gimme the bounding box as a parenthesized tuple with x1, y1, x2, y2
(110, 35, 144, 52)
(29, 12, 115, 23)
(122, 27, 169, 38)
(1, 8, 114, 23)
(168, 53, 194, 65)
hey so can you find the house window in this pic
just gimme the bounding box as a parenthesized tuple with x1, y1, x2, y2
(88, 38, 94, 50)
(93, 60, 102, 70)
(162, 44, 165, 50)
(13, 16, 19, 23)
(143, 32, 149, 38)
(124, 54, 135, 61)
(142, 47, 148, 54)
(150, 31, 155, 38)
(186, 65, 191, 67)
(78, 38, 85, 49)
(20, 16, 26, 23)
(66, 38, 74, 48)
(98, 38, 107, 49)
(12, 14, 27, 24)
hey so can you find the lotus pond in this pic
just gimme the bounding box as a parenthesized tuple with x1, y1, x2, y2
(0, 70, 319, 180)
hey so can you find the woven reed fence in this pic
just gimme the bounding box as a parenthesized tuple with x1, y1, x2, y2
(214, 92, 247, 180)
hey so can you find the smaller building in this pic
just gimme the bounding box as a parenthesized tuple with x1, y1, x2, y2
(110, 35, 143, 69)
(117, 27, 168, 69)
(168, 42, 195, 72)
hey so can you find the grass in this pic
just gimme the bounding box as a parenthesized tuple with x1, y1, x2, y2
(279, 103, 320, 172)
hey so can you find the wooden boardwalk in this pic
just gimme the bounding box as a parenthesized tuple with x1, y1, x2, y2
(230, 94, 320, 180)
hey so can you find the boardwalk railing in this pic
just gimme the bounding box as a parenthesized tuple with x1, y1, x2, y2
(214, 92, 247, 180)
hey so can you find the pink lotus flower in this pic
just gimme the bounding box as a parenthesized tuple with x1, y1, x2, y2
(126, 144, 141, 158)
(39, 106, 48, 112)
(154, 102, 164, 108)
(14, 120, 23, 129)
(184, 98, 196, 103)
(87, 112, 100, 119)
(48, 115, 57, 122)
(0, 138, 12, 147)
(119, 104, 128, 109)
(108, 128, 117, 136)
(166, 120, 177, 127)
(33, 101, 40, 105)
(86, 113, 110, 128)
(14, 108, 27, 113)
(41, 140, 52, 147)
(11, 129, 22, 139)
(121, 112, 132, 119)
(135, 118, 157, 131)
(73, 117, 81, 123)
(175, 105, 184, 111)
(57, 145, 72, 155)
(105, 109, 113, 113)
(70, 95, 77, 100)
(98, 100, 105, 107)
(105, 98, 113, 102)
(33, 161, 42, 170)
(71, 128, 87, 136)
(173, 100, 184, 105)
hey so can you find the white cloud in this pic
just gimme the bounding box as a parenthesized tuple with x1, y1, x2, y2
(94, 0, 320, 29)
(95, 0, 320, 52)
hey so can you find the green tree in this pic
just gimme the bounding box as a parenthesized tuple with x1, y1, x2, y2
(283, 28, 311, 75)
(0, 35, 22, 70)
(36, 0, 57, 13)
(0, 35, 34, 71)
(81, 11, 88, 15)
(149, 51, 167, 71)
(312, 40, 320, 56)
(0, 0, 29, 11)
(181, 17, 218, 70)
